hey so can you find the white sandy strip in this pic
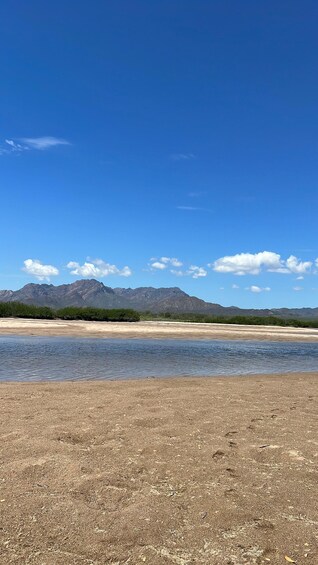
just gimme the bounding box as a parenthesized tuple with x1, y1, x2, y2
(1, 318, 318, 342)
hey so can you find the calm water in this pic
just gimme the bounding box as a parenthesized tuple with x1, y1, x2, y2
(0, 336, 317, 382)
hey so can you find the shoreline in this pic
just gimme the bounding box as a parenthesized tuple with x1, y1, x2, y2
(0, 370, 317, 385)
(1, 317, 318, 341)
(0, 372, 317, 564)
(1, 370, 317, 387)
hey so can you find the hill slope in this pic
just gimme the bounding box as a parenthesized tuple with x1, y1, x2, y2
(1, 279, 318, 319)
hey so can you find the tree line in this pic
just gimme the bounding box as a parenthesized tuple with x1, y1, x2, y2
(1, 302, 318, 328)
(0, 302, 140, 322)
(140, 310, 318, 328)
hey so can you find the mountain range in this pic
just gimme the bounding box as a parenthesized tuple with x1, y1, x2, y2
(0, 279, 318, 319)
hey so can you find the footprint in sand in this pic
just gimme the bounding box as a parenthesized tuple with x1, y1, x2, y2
(226, 467, 238, 478)
(212, 450, 225, 459)
(56, 432, 85, 445)
(224, 487, 237, 498)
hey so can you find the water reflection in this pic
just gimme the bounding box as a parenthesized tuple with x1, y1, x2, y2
(0, 336, 317, 382)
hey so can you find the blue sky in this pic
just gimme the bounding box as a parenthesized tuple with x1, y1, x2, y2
(1, 1, 318, 308)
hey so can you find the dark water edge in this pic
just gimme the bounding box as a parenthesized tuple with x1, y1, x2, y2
(0, 336, 318, 382)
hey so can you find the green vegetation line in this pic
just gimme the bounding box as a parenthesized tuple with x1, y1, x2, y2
(139, 311, 318, 329)
(1, 303, 318, 328)
(0, 303, 140, 322)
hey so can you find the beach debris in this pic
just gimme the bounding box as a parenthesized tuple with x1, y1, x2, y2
(284, 556, 296, 563)
(212, 449, 225, 459)
(259, 444, 270, 449)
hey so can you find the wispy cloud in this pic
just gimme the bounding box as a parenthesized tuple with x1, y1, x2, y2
(0, 136, 71, 155)
(21, 137, 71, 150)
(22, 259, 59, 281)
(170, 153, 195, 161)
(170, 269, 184, 277)
(67, 258, 131, 278)
(0, 139, 27, 155)
(177, 206, 203, 211)
(211, 251, 312, 276)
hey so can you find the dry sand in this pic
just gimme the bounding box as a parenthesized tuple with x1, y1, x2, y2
(0, 373, 318, 564)
(1, 317, 318, 341)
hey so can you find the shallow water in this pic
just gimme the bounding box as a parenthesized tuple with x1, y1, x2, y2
(0, 336, 317, 382)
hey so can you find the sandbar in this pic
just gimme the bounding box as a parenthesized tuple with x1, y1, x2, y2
(1, 317, 318, 341)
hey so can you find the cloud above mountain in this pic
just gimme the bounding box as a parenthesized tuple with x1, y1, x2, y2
(22, 259, 59, 281)
(246, 285, 271, 293)
(149, 257, 207, 279)
(67, 259, 132, 278)
(211, 251, 312, 276)
(187, 265, 207, 279)
(150, 257, 183, 270)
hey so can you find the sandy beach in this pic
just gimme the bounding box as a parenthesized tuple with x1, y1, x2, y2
(0, 373, 318, 564)
(1, 317, 318, 342)
(1, 319, 317, 563)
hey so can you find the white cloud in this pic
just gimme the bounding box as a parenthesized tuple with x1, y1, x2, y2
(160, 257, 183, 267)
(67, 259, 132, 278)
(150, 257, 206, 279)
(187, 265, 207, 279)
(285, 255, 312, 274)
(296, 276, 304, 280)
(23, 259, 59, 281)
(151, 261, 167, 270)
(150, 257, 183, 270)
(212, 251, 283, 275)
(232, 284, 240, 289)
(5, 139, 25, 150)
(5, 139, 16, 147)
(1, 136, 70, 155)
(246, 285, 271, 293)
(293, 286, 303, 291)
(211, 251, 312, 276)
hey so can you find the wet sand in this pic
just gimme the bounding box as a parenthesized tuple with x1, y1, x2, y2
(0, 373, 317, 564)
(1, 317, 318, 341)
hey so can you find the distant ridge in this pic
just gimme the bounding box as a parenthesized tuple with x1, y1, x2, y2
(0, 279, 318, 319)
